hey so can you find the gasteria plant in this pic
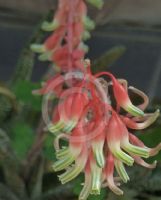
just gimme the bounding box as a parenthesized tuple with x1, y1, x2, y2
(31, 0, 161, 199)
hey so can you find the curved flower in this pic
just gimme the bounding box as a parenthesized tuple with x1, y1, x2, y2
(31, 0, 161, 199)
(95, 72, 144, 117)
(49, 90, 89, 134)
(79, 160, 92, 200)
(121, 109, 160, 130)
(47, 71, 161, 199)
(105, 152, 124, 195)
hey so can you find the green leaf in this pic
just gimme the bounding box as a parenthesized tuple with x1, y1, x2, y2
(10, 10, 54, 85)
(92, 45, 126, 73)
(0, 183, 20, 200)
(11, 50, 34, 85)
(13, 80, 42, 111)
(11, 121, 35, 159)
(43, 134, 56, 161)
(73, 175, 84, 196)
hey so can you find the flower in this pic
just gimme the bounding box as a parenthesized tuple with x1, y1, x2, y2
(31, 0, 87, 72)
(40, 65, 161, 199)
(49, 90, 89, 134)
(31, 0, 161, 199)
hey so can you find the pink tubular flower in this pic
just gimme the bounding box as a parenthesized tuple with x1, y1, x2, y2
(121, 109, 160, 130)
(31, 0, 161, 199)
(79, 160, 92, 200)
(105, 152, 123, 195)
(95, 71, 144, 117)
(48, 90, 89, 134)
(39, 63, 161, 199)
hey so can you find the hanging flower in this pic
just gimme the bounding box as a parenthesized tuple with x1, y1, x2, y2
(39, 63, 161, 199)
(31, 0, 161, 199)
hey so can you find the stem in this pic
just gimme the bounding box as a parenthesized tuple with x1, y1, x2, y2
(95, 71, 115, 82)
(22, 119, 47, 180)
(67, 0, 74, 71)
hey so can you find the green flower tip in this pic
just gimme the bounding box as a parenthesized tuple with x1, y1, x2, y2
(83, 16, 95, 30)
(59, 165, 83, 184)
(41, 20, 59, 31)
(155, 109, 160, 117)
(48, 119, 77, 134)
(123, 143, 149, 158)
(114, 149, 134, 166)
(80, 43, 89, 53)
(115, 161, 130, 183)
(53, 154, 74, 172)
(126, 103, 144, 117)
(30, 44, 46, 53)
(79, 178, 92, 200)
(83, 31, 91, 40)
(56, 147, 69, 159)
(91, 166, 102, 195)
(38, 51, 52, 61)
(92, 143, 105, 168)
(48, 121, 64, 134)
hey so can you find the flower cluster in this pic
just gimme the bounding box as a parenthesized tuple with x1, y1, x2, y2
(31, 0, 94, 71)
(31, 0, 161, 199)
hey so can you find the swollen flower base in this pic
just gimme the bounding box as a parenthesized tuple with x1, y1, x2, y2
(31, 0, 161, 199)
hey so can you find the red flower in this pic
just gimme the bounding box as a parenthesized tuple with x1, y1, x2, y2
(31, 0, 161, 199)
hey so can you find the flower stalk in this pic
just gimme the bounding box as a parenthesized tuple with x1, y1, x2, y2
(31, 0, 161, 199)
